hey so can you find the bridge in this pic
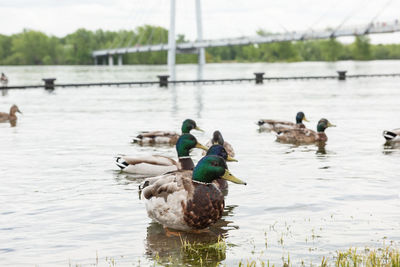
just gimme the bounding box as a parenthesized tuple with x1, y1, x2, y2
(92, 0, 400, 80)
(93, 21, 400, 59)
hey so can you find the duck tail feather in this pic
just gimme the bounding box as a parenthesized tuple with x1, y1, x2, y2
(115, 156, 129, 169)
(383, 130, 397, 141)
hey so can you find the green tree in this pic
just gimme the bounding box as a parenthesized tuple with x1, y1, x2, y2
(352, 36, 371, 60)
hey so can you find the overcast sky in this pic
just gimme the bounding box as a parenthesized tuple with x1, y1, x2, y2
(1, 0, 400, 43)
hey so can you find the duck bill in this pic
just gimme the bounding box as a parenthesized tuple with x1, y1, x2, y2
(303, 116, 309, 122)
(194, 126, 204, 132)
(226, 155, 238, 162)
(222, 169, 246, 185)
(327, 122, 336, 127)
(18, 109, 22, 114)
(195, 142, 208, 151)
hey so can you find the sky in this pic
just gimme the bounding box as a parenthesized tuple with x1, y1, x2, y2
(1, 0, 400, 44)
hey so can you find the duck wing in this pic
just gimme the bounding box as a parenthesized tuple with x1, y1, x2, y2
(276, 128, 318, 143)
(0, 112, 9, 122)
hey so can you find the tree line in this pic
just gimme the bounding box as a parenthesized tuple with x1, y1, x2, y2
(0, 25, 400, 65)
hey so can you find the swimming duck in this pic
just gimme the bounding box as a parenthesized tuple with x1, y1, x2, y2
(383, 128, 400, 143)
(257, 111, 309, 132)
(116, 133, 208, 176)
(276, 118, 335, 144)
(140, 155, 246, 232)
(132, 119, 203, 145)
(0, 105, 22, 126)
(204, 130, 235, 157)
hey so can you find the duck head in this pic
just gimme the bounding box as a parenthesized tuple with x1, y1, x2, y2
(296, 111, 308, 124)
(181, 119, 203, 133)
(317, 118, 336, 132)
(10, 105, 22, 115)
(211, 130, 225, 145)
(193, 155, 246, 185)
(176, 133, 208, 157)
(207, 144, 237, 162)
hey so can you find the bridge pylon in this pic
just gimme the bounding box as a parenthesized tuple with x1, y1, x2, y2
(168, 0, 205, 81)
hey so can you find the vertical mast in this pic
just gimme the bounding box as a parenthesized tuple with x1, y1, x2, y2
(168, 0, 176, 81)
(195, 0, 205, 79)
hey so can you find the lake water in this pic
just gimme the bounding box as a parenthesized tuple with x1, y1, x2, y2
(0, 61, 399, 266)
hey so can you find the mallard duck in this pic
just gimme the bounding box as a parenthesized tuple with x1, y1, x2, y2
(116, 133, 208, 176)
(0, 105, 22, 126)
(204, 130, 235, 157)
(257, 111, 309, 132)
(383, 128, 400, 143)
(276, 118, 335, 144)
(133, 119, 203, 145)
(140, 155, 246, 232)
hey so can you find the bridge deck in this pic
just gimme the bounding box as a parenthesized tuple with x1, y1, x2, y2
(93, 21, 400, 57)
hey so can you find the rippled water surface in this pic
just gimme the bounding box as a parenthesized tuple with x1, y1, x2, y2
(1, 62, 400, 266)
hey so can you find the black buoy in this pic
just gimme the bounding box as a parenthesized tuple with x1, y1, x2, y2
(254, 72, 265, 84)
(157, 75, 169, 87)
(42, 78, 56, 90)
(337, 71, 347, 81)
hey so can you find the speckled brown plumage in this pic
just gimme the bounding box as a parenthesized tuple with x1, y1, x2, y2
(133, 131, 180, 145)
(258, 119, 305, 132)
(276, 128, 327, 144)
(182, 182, 224, 230)
(140, 170, 226, 231)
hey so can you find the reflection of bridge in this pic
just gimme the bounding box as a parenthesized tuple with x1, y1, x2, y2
(92, 0, 400, 80)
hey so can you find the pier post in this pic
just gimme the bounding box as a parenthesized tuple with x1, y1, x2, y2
(108, 54, 114, 66)
(42, 78, 56, 90)
(337, 71, 347, 80)
(94, 57, 98, 65)
(157, 75, 170, 87)
(118, 55, 123, 66)
(254, 72, 265, 84)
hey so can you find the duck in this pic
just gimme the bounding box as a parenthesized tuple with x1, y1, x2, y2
(140, 155, 246, 232)
(116, 133, 208, 176)
(0, 105, 22, 126)
(132, 119, 203, 145)
(383, 128, 400, 143)
(204, 130, 235, 157)
(257, 111, 309, 132)
(276, 118, 335, 144)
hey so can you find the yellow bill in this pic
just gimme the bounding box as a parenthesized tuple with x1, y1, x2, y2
(303, 116, 309, 122)
(226, 155, 238, 162)
(222, 169, 246, 185)
(327, 122, 336, 127)
(195, 126, 204, 132)
(195, 142, 209, 151)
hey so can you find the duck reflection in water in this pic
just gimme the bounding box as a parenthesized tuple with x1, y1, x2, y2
(316, 142, 327, 155)
(382, 141, 400, 155)
(144, 205, 237, 266)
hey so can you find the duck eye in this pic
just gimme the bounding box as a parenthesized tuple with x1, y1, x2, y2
(211, 161, 219, 167)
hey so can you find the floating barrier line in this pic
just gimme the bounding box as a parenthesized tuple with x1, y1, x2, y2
(1, 72, 400, 90)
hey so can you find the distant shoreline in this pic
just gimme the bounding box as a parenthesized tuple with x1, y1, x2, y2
(1, 27, 400, 66)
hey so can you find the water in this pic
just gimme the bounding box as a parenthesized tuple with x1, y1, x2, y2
(0, 61, 399, 266)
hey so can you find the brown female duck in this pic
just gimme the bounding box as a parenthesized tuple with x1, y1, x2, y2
(0, 105, 22, 126)
(204, 130, 235, 157)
